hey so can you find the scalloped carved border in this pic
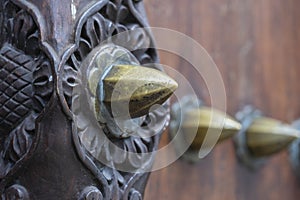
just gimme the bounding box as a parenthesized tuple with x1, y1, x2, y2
(0, 1, 169, 199)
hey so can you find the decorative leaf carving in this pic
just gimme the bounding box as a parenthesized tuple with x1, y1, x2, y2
(3, 114, 34, 164)
(0, 1, 167, 199)
(68, 1, 169, 198)
(0, 0, 53, 184)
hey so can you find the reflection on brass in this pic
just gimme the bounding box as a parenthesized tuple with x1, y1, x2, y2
(234, 106, 300, 170)
(246, 117, 300, 157)
(99, 65, 178, 118)
(183, 107, 241, 149)
(170, 96, 240, 162)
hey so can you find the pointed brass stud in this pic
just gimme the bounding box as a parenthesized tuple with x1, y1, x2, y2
(88, 45, 177, 138)
(234, 106, 300, 170)
(170, 96, 240, 162)
(246, 117, 300, 157)
(99, 64, 178, 118)
(182, 107, 241, 150)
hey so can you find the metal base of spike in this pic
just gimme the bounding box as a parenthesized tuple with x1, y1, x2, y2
(233, 106, 266, 170)
(169, 95, 204, 163)
(0, 1, 171, 199)
(289, 119, 300, 178)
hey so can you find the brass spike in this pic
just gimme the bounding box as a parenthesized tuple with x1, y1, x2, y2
(100, 65, 178, 118)
(182, 107, 241, 149)
(246, 117, 300, 157)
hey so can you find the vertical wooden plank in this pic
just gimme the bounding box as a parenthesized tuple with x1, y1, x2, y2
(144, 0, 300, 199)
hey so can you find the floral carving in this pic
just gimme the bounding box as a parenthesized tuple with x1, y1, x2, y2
(63, 0, 157, 106)
(0, 0, 168, 199)
(65, 0, 168, 199)
(0, 0, 53, 187)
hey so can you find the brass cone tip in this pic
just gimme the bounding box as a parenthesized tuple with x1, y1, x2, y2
(100, 65, 178, 118)
(182, 107, 241, 149)
(246, 117, 300, 157)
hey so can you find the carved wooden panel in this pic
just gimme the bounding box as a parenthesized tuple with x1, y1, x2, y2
(0, 0, 167, 199)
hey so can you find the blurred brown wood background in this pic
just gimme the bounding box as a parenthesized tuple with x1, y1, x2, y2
(143, 0, 300, 199)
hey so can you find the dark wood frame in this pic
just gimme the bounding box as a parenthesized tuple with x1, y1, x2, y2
(0, 0, 167, 199)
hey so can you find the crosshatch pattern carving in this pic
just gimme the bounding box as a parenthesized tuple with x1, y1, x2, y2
(0, 1, 169, 199)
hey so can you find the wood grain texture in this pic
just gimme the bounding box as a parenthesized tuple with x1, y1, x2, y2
(144, 0, 300, 199)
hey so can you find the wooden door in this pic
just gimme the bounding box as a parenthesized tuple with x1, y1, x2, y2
(144, 0, 300, 199)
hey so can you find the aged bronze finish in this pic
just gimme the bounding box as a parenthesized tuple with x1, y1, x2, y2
(182, 107, 241, 150)
(170, 96, 241, 162)
(100, 64, 178, 119)
(246, 117, 299, 157)
(0, 0, 176, 199)
(234, 106, 300, 169)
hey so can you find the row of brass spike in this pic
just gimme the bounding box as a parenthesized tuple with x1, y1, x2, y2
(180, 106, 299, 158)
(99, 64, 299, 159)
